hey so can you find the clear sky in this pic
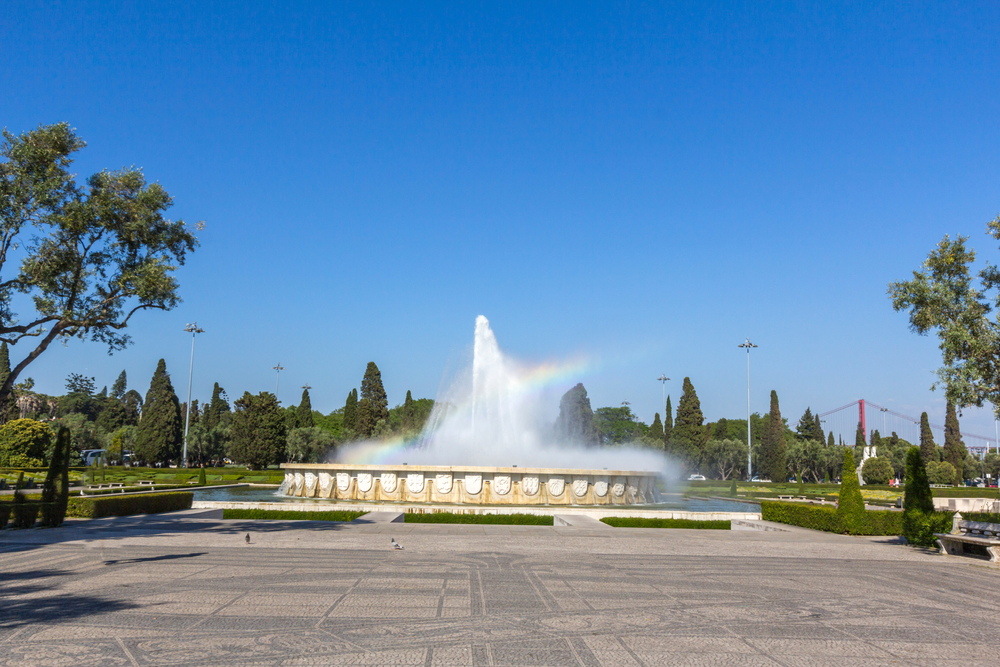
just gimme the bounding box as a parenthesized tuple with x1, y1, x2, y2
(2, 2, 999, 443)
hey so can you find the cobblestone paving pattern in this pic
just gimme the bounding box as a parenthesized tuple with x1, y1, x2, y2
(1, 515, 998, 666)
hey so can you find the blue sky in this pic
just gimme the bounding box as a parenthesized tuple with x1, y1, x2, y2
(2, 2, 999, 443)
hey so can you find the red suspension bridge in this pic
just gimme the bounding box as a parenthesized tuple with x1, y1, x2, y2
(817, 399, 998, 455)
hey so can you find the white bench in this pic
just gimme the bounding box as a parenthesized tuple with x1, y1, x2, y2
(934, 513, 1000, 562)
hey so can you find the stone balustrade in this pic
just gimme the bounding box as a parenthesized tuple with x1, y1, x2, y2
(278, 464, 660, 505)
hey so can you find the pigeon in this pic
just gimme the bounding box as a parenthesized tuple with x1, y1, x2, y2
(390, 537, 403, 550)
(245, 533, 250, 545)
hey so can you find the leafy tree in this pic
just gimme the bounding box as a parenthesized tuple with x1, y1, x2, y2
(713, 418, 728, 440)
(360, 362, 389, 435)
(942, 401, 967, 484)
(648, 413, 664, 442)
(0, 418, 52, 467)
(286, 426, 336, 463)
(554, 383, 598, 446)
(134, 359, 182, 464)
(343, 388, 358, 432)
(903, 447, 934, 514)
(111, 370, 127, 400)
(662, 395, 673, 445)
(203, 383, 230, 431)
(186, 420, 229, 465)
(95, 397, 128, 434)
(861, 456, 893, 485)
(0, 123, 198, 404)
(919, 411, 936, 464)
(670, 378, 704, 467)
(926, 460, 957, 485)
(702, 439, 747, 480)
(760, 390, 787, 482)
(594, 405, 642, 445)
(837, 448, 865, 517)
(296, 388, 314, 429)
(229, 391, 287, 470)
(57, 413, 100, 456)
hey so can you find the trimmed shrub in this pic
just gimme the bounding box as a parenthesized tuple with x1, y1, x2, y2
(965, 512, 1000, 523)
(222, 509, 366, 521)
(404, 512, 553, 525)
(761, 500, 903, 536)
(902, 510, 955, 547)
(600, 517, 730, 529)
(66, 491, 193, 518)
(0, 503, 9, 528)
(0, 419, 54, 467)
(12, 502, 41, 529)
(927, 461, 957, 486)
(838, 449, 865, 515)
(862, 457, 894, 485)
(729, 478, 737, 496)
(198, 467, 207, 485)
(903, 447, 934, 514)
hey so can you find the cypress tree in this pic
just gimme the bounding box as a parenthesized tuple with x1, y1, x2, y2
(134, 359, 183, 464)
(729, 478, 737, 496)
(919, 412, 936, 464)
(827, 432, 834, 448)
(649, 413, 664, 442)
(870, 429, 882, 456)
(814, 414, 823, 444)
(903, 446, 934, 514)
(671, 378, 704, 467)
(198, 466, 207, 485)
(360, 362, 389, 430)
(229, 392, 287, 470)
(855, 421, 865, 453)
(942, 401, 967, 485)
(111, 370, 128, 400)
(554, 383, 598, 446)
(760, 390, 787, 482)
(662, 395, 673, 446)
(403, 390, 414, 428)
(203, 383, 230, 431)
(343, 388, 358, 432)
(356, 397, 373, 438)
(0, 342, 17, 422)
(297, 388, 314, 428)
(837, 448, 865, 518)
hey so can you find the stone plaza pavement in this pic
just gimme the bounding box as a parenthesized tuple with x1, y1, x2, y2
(1, 512, 998, 666)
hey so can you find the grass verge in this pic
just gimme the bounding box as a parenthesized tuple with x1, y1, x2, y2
(221, 509, 367, 521)
(600, 517, 731, 529)
(404, 512, 553, 525)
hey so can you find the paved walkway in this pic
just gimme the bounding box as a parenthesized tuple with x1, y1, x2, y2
(1, 512, 998, 666)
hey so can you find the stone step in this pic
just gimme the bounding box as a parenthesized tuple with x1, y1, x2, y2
(731, 519, 789, 532)
(553, 514, 611, 528)
(351, 512, 404, 524)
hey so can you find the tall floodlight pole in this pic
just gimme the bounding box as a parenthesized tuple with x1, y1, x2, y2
(182, 323, 205, 469)
(272, 363, 285, 398)
(657, 375, 670, 413)
(738, 338, 757, 479)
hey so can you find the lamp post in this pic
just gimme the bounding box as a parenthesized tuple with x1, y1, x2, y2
(182, 322, 205, 468)
(657, 375, 670, 416)
(272, 363, 285, 398)
(738, 338, 757, 479)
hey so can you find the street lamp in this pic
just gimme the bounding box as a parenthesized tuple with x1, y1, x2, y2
(657, 375, 670, 415)
(182, 322, 205, 468)
(738, 338, 757, 480)
(272, 363, 285, 398)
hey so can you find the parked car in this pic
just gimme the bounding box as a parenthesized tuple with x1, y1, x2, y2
(687, 474, 706, 481)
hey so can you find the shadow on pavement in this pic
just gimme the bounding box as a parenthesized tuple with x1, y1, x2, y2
(0, 569, 139, 629)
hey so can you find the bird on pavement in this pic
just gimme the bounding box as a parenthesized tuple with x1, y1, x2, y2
(245, 533, 250, 545)
(390, 537, 403, 550)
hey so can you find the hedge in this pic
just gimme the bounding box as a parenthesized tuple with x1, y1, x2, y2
(221, 509, 366, 521)
(761, 500, 904, 536)
(66, 491, 193, 518)
(965, 512, 1000, 523)
(403, 512, 553, 525)
(600, 517, 730, 529)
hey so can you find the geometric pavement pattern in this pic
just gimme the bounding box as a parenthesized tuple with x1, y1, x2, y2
(2, 518, 999, 667)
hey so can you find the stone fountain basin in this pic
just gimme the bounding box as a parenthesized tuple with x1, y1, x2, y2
(279, 464, 659, 506)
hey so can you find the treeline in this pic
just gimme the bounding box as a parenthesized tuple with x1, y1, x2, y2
(1, 355, 433, 470)
(554, 378, 998, 484)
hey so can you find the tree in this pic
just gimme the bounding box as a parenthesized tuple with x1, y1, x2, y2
(702, 439, 747, 480)
(670, 378, 704, 467)
(95, 397, 128, 434)
(554, 383, 598, 446)
(903, 447, 934, 514)
(759, 390, 787, 482)
(837, 448, 865, 518)
(134, 359, 182, 464)
(111, 370, 127, 400)
(122, 389, 143, 425)
(0, 123, 198, 404)
(360, 362, 389, 434)
(593, 405, 642, 445)
(713, 418, 728, 440)
(0, 342, 16, 421)
(795, 407, 816, 440)
(648, 413, 664, 442)
(814, 414, 823, 445)
(203, 382, 230, 431)
(343, 388, 358, 432)
(854, 421, 866, 461)
(39, 427, 70, 527)
(296, 388, 314, 429)
(919, 411, 936, 464)
(943, 401, 967, 484)
(861, 456, 893, 485)
(0, 418, 52, 467)
(286, 426, 336, 463)
(870, 429, 882, 456)
(402, 390, 414, 429)
(230, 391, 286, 469)
(662, 395, 673, 446)
(355, 398, 374, 439)
(926, 460, 957, 485)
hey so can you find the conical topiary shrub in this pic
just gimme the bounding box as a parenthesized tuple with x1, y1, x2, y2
(198, 466, 207, 485)
(837, 448, 866, 531)
(903, 446, 934, 514)
(729, 478, 738, 497)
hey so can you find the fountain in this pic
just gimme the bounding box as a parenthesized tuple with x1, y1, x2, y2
(280, 316, 660, 506)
